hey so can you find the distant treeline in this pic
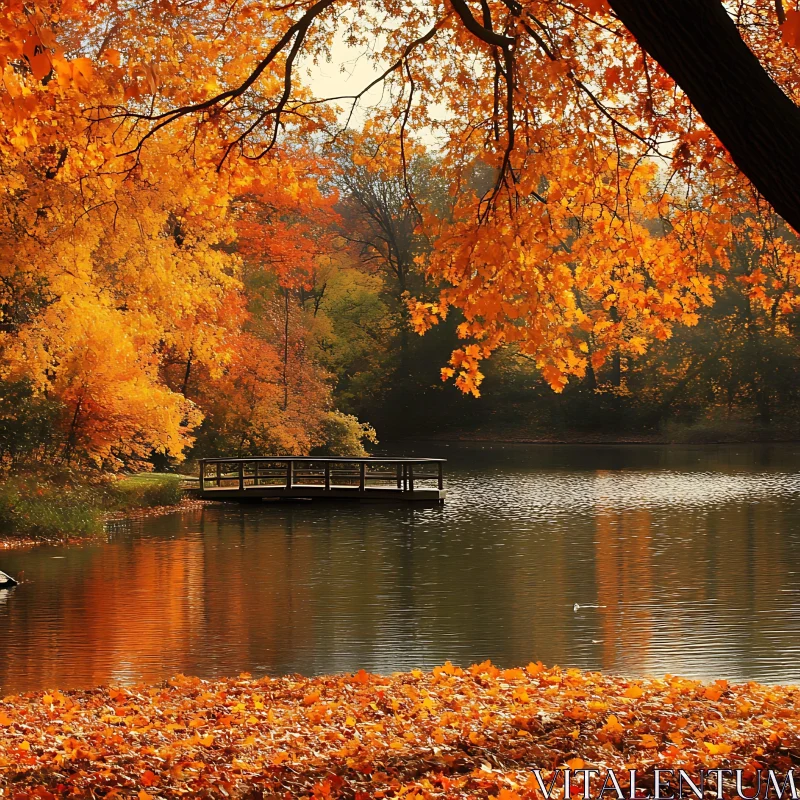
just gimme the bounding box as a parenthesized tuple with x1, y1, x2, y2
(3, 136, 799, 474)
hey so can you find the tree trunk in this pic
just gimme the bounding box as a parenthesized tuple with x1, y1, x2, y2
(62, 393, 84, 464)
(181, 348, 193, 397)
(609, 0, 800, 233)
(609, 350, 622, 388)
(283, 289, 290, 411)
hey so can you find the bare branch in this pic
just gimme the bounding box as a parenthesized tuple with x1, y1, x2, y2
(447, 0, 515, 48)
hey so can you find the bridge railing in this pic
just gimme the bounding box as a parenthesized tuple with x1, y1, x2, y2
(198, 457, 445, 493)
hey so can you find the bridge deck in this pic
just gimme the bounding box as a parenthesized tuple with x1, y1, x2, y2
(192, 457, 446, 503)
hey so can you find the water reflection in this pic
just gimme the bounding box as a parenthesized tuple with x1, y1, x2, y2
(1, 443, 800, 693)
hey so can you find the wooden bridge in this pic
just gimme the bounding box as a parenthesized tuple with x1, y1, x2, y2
(193, 457, 446, 503)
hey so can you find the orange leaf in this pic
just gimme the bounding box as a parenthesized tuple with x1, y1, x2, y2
(140, 770, 158, 787)
(640, 734, 658, 749)
(704, 741, 733, 755)
(782, 9, 800, 49)
(30, 50, 52, 81)
(584, 0, 610, 14)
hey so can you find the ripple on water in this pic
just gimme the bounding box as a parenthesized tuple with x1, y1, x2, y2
(1, 443, 800, 692)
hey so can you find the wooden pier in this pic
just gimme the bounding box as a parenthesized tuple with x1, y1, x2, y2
(194, 457, 446, 503)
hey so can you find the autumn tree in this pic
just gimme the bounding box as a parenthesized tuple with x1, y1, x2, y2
(54, 0, 793, 395)
(631, 203, 800, 430)
(329, 132, 448, 375)
(0, 0, 368, 467)
(6, 0, 800, 418)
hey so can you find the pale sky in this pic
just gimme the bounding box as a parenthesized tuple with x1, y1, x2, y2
(298, 28, 448, 143)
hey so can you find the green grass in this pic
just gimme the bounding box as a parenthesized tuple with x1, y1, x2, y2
(0, 471, 185, 540)
(0, 476, 104, 538)
(112, 472, 183, 508)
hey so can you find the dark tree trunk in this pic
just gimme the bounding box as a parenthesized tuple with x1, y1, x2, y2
(283, 289, 290, 411)
(181, 348, 193, 397)
(609, 350, 621, 388)
(584, 362, 598, 391)
(609, 0, 800, 233)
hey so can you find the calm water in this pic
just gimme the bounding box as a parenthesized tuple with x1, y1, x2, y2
(2, 443, 800, 694)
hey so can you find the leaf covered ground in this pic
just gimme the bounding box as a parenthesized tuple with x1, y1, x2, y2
(1, 662, 798, 799)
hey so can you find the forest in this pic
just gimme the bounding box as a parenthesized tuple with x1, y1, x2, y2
(2, 0, 800, 483)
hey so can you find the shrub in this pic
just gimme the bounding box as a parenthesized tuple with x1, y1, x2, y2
(0, 379, 65, 467)
(661, 410, 763, 444)
(313, 411, 378, 457)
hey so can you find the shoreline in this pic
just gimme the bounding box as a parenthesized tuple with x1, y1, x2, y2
(0, 662, 794, 798)
(425, 432, 800, 446)
(103, 496, 220, 523)
(0, 496, 220, 551)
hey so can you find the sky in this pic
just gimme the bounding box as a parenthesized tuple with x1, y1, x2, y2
(298, 25, 448, 144)
(299, 30, 388, 129)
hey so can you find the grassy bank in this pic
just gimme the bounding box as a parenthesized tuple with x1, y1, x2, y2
(0, 471, 184, 541)
(0, 662, 793, 798)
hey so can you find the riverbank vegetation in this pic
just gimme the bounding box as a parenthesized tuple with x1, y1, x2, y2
(0, 472, 183, 541)
(1, 662, 795, 798)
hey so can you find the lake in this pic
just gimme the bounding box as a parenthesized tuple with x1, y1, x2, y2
(2, 442, 800, 694)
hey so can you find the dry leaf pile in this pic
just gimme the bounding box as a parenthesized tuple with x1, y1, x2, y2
(1, 662, 798, 799)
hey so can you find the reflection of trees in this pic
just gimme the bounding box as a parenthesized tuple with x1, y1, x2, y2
(0, 514, 210, 691)
(594, 506, 653, 673)
(4, 476, 800, 693)
(592, 492, 800, 681)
